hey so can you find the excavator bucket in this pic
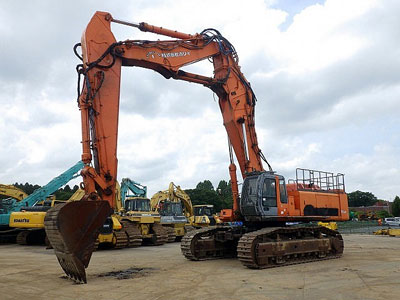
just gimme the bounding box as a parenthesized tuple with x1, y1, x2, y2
(44, 200, 111, 283)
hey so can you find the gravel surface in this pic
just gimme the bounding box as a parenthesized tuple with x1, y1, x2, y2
(0, 234, 399, 300)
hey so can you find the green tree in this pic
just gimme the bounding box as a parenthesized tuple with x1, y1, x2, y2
(392, 196, 400, 217)
(217, 180, 232, 209)
(4, 182, 77, 201)
(347, 190, 377, 207)
(54, 185, 76, 200)
(185, 188, 220, 210)
(185, 179, 233, 212)
(376, 210, 391, 219)
(196, 180, 214, 191)
(14, 182, 41, 195)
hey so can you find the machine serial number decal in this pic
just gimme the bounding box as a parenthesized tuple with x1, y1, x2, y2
(146, 51, 190, 59)
(13, 218, 29, 223)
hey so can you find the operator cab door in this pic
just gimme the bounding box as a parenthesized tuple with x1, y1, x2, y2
(261, 177, 278, 216)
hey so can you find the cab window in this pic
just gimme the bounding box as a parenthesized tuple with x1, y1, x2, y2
(262, 178, 277, 207)
(243, 177, 258, 205)
(279, 179, 288, 204)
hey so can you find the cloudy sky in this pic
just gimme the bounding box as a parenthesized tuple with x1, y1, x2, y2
(0, 0, 399, 201)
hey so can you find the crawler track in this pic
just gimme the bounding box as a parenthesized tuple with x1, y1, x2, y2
(237, 226, 343, 269)
(16, 229, 46, 245)
(181, 225, 343, 269)
(16, 231, 29, 245)
(120, 221, 142, 247)
(181, 226, 239, 260)
(165, 227, 177, 243)
(113, 230, 129, 249)
(93, 238, 99, 250)
(150, 224, 168, 245)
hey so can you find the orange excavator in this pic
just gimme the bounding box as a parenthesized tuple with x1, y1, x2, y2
(44, 11, 349, 283)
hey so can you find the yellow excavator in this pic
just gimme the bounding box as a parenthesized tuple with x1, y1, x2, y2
(5, 161, 84, 245)
(9, 189, 84, 245)
(150, 182, 191, 242)
(94, 182, 129, 249)
(95, 178, 167, 250)
(192, 204, 221, 227)
(0, 184, 28, 202)
(151, 182, 221, 241)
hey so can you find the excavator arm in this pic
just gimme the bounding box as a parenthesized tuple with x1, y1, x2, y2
(0, 184, 28, 202)
(120, 178, 147, 210)
(168, 183, 194, 219)
(45, 11, 269, 283)
(151, 182, 194, 219)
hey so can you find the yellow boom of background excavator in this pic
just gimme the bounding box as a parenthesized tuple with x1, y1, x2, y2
(0, 184, 28, 202)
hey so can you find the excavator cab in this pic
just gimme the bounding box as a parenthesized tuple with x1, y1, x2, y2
(194, 205, 215, 218)
(193, 205, 218, 226)
(159, 201, 184, 217)
(240, 171, 286, 220)
(124, 197, 151, 213)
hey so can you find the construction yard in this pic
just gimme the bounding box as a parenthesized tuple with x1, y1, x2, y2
(0, 2, 399, 300)
(0, 234, 399, 300)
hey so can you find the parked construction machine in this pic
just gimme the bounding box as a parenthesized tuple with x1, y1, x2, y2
(192, 204, 220, 227)
(0, 161, 83, 244)
(10, 187, 85, 246)
(96, 178, 166, 249)
(151, 182, 192, 242)
(44, 12, 349, 283)
(119, 178, 167, 246)
(151, 183, 222, 241)
(93, 181, 127, 249)
(5, 161, 84, 244)
(0, 184, 28, 202)
(10, 197, 67, 245)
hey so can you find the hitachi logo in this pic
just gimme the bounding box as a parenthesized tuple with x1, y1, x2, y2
(146, 50, 190, 59)
(13, 218, 29, 223)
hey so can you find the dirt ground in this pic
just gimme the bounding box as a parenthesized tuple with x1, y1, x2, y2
(0, 234, 399, 300)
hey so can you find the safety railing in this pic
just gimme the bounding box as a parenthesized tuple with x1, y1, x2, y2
(291, 168, 345, 193)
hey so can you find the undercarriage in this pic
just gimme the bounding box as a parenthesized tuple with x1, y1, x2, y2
(181, 224, 343, 268)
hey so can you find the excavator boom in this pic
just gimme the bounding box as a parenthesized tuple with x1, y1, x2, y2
(0, 161, 84, 228)
(0, 184, 28, 202)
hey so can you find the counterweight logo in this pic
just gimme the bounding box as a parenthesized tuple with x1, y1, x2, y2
(146, 51, 190, 59)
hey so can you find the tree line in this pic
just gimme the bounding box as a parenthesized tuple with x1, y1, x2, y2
(5, 181, 400, 217)
(2, 180, 233, 212)
(184, 180, 233, 213)
(10, 183, 79, 200)
(347, 190, 400, 217)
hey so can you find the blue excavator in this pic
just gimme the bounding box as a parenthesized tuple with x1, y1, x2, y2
(0, 161, 84, 242)
(120, 178, 147, 208)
